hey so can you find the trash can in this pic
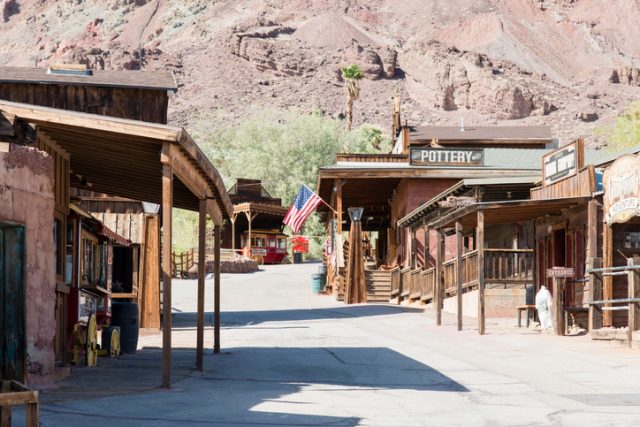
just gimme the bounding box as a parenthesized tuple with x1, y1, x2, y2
(110, 301, 139, 354)
(293, 252, 303, 264)
(311, 273, 324, 293)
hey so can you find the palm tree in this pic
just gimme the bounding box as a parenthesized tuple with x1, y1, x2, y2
(340, 64, 364, 130)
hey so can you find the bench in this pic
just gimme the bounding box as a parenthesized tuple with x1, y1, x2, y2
(0, 380, 39, 427)
(516, 305, 536, 328)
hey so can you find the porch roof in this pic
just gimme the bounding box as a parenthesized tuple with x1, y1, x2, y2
(428, 196, 591, 230)
(0, 100, 233, 221)
(233, 202, 289, 217)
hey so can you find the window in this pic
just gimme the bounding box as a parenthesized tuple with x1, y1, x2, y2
(277, 237, 287, 249)
(65, 220, 75, 285)
(81, 232, 98, 286)
(268, 237, 277, 248)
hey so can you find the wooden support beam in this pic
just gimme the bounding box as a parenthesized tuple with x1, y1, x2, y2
(435, 228, 444, 326)
(603, 222, 613, 326)
(586, 199, 602, 332)
(161, 143, 173, 388)
(628, 257, 640, 347)
(206, 198, 223, 228)
(170, 144, 209, 200)
(231, 214, 237, 251)
(554, 277, 565, 336)
(456, 221, 463, 331)
(196, 198, 206, 371)
(214, 223, 221, 354)
(336, 180, 343, 235)
(140, 215, 161, 329)
(477, 210, 485, 335)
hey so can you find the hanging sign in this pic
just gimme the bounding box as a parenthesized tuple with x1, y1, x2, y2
(542, 139, 584, 186)
(438, 196, 477, 209)
(603, 154, 640, 225)
(547, 267, 574, 278)
(410, 147, 484, 167)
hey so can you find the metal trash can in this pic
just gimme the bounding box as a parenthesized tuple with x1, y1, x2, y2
(293, 252, 303, 264)
(311, 273, 324, 293)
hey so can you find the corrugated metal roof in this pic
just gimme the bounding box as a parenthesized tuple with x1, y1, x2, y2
(461, 176, 540, 186)
(411, 125, 552, 141)
(0, 66, 177, 91)
(585, 145, 640, 167)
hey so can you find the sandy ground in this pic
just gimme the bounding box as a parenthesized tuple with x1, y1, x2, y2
(15, 263, 640, 426)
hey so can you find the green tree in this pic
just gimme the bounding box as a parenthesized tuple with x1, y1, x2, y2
(193, 109, 391, 258)
(340, 64, 364, 131)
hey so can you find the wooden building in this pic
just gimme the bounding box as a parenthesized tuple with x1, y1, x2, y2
(1, 99, 233, 388)
(0, 66, 176, 123)
(317, 130, 551, 301)
(219, 179, 290, 264)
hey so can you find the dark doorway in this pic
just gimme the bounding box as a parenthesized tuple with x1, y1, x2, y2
(112, 247, 134, 293)
(0, 222, 26, 382)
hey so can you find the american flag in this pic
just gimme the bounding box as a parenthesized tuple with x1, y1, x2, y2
(283, 185, 323, 233)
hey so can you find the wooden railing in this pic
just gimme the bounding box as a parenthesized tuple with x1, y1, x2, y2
(484, 249, 534, 283)
(400, 268, 412, 298)
(390, 267, 401, 297)
(171, 248, 195, 278)
(409, 268, 421, 299)
(420, 267, 436, 302)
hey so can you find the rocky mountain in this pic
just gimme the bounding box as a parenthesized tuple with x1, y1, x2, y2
(2, 0, 640, 145)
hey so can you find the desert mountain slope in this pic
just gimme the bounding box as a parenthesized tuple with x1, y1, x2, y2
(1, 0, 639, 145)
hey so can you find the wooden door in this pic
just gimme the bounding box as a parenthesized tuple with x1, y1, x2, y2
(0, 224, 26, 382)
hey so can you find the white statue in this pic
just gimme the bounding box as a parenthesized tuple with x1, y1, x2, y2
(535, 285, 553, 333)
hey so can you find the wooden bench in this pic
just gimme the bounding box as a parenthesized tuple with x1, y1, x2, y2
(516, 304, 536, 328)
(0, 380, 39, 427)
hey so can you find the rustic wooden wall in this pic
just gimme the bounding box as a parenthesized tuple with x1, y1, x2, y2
(0, 83, 169, 124)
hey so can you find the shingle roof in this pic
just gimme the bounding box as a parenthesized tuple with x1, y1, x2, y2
(0, 66, 177, 91)
(411, 125, 552, 142)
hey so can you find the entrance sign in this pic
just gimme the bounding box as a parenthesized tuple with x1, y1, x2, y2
(542, 139, 584, 186)
(603, 154, 640, 225)
(410, 147, 484, 167)
(547, 267, 575, 278)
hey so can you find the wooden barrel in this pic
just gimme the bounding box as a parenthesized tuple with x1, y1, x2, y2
(110, 301, 139, 354)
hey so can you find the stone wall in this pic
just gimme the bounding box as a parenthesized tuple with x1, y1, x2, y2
(0, 144, 56, 386)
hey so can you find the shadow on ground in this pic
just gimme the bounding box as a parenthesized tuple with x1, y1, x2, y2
(35, 345, 466, 426)
(174, 304, 425, 329)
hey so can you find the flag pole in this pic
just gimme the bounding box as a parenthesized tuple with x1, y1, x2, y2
(302, 184, 338, 215)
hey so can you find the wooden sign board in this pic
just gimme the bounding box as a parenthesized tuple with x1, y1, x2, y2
(547, 267, 575, 278)
(410, 147, 484, 167)
(542, 139, 584, 186)
(603, 154, 640, 225)
(438, 196, 476, 209)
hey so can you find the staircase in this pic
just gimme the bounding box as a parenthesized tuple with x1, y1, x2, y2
(365, 270, 392, 302)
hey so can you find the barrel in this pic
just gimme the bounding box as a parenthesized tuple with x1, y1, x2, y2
(311, 273, 325, 293)
(110, 301, 139, 354)
(293, 252, 303, 264)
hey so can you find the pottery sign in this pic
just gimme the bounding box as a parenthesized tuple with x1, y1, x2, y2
(603, 154, 640, 225)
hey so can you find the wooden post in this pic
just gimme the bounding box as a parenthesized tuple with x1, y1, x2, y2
(588, 258, 603, 332)
(161, 152, 173, 388)
(554, 277, 565, 336)
(603, 222, 613, 326)
(586, 199, 600, 332)
(336, 180, 343, 295)
(26, 401, 39, 427)
(477, 210, 485, 335)
(423, 219, 429, 267)
(196, 198, 206, 371)
(628, 257, 639, 348)
(435, 228, 444, 326)
(0, 381, 10, 427)
(214, 223, 221, 354)
(231, 213, 237, 252)
(456, 222, 463, 331)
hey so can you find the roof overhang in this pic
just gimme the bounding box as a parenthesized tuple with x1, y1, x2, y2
(428, 197, 591, 230)
(0, 100, 233, 222)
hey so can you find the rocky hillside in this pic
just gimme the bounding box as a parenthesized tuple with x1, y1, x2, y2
(2, 0, 640, 145)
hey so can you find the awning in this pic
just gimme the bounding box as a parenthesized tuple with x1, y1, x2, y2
(428, 196, 592, 230)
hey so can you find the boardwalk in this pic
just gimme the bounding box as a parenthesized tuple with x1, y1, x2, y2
(22, 263, 640, 426)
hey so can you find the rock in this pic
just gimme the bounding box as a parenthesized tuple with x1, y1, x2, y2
(578, 111, 598, 122)
(2, 0, 19, 22)
(610, 67, 640, 86)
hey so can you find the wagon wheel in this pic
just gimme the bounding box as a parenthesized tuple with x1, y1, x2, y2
(85, 314, 98, 367)
(252, 254, 264, 265)
(281, 256, 292, 264)
(110, 328, 121, 358)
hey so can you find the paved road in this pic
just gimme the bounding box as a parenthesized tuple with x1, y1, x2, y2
(21, 263, 640, 426)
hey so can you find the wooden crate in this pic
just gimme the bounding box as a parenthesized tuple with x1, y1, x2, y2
(0, 380, 39, 427)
